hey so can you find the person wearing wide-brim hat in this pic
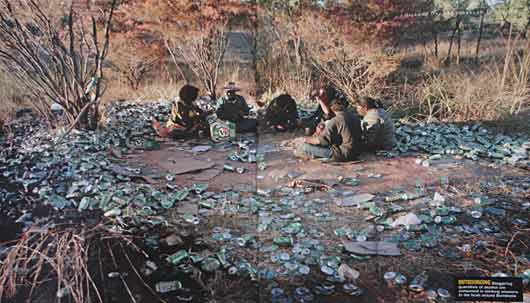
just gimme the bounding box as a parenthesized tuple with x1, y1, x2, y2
(215, 82, 257, 133)
(223, 82, 241, 92)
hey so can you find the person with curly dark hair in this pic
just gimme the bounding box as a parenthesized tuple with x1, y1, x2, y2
(153, 84, 208, 139)
(264, 94, 298, 132)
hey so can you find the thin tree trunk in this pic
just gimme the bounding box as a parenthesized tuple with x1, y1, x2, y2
(501, 23, 514, 89)
(475, 9, 485, 63)
(165, 40, 188, 83)
(457, 22, 462, 65)
(433, 30, 438, 58)
(446, 17, 461, 64)
(294, 36, 302, 66)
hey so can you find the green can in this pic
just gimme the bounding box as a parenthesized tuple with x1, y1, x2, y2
(223, 164, 235, 172)
(209, 115, 236, 142)
(166, 250, 189, 265)
(273, 236, 293, 247)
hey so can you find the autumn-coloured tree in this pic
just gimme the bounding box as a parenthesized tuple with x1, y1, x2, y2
(112, 0, 256, 98)
(494, 0, 530, 35)
(299, 11, 401, 100)
(166, 23, 229, 100)
(256, 0, 417, 100)
(109, 31, 163, 90)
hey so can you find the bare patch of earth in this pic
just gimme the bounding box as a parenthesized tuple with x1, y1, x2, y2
(124, 130, 529, 303)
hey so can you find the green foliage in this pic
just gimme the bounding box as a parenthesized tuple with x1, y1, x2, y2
(493, 0, 530, 31)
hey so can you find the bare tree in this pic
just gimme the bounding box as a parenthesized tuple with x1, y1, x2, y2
(475, 5, 487, 62)
(110, 34, 160, 90)
(299, 16, 399, 101)
(166, 22, 229, 100)
(446, 15, 462, 64)
(0, 0, 117, 130)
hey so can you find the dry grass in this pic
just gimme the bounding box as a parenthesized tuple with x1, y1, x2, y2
(396, 39, 530, 124)
(253, 12, 530, 131)
(0, 72, 29, 128)
(0, 224, 146, 303)
(103, 76, 184, 103)
(1, 19, 529, 134)
(102, 62, 256, 104)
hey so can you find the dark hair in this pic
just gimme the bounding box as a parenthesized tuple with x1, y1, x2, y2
(359, 96, 383, 110)
(324, 85, 338, 102)
(330, 101, 345, 112)
(179, 84, 199, 103)
(276, 94, 295, 104)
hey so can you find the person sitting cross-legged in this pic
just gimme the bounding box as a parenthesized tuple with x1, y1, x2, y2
(215, 82, 257, 133)
(264, 93, 298, 132)
(294, 100, 362, 162)
(356, 96, 396, 151)
(153, 84, 208, 139)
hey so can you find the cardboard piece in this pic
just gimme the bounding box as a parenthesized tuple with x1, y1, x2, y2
(342, 240, 401, 256)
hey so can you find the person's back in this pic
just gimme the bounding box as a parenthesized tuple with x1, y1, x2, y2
(265, 94, 298, 131)
(318, 111, 362, 161)
(362, 108, 396, 150)
(356, 96, 396, 151)
(168, 99, 202, 128)
(378, 109, 396, 149)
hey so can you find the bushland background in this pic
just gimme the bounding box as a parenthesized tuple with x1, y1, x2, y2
(1, 0, 529, 133)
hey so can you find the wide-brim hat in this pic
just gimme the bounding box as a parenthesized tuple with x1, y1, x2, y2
(223, 82, 241, 92)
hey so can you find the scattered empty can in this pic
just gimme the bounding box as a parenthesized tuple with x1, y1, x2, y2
(384, 271, 397, 288)
(409, 271, 428, 292)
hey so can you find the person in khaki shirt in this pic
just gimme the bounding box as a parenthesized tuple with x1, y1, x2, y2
(294, 101, 362, 162)
(356, 96, 396, 151)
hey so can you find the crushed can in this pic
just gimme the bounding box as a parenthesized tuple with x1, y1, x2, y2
(394, 273, 407, 287)
(437, 288, 451, 302)
(273, 236, 293, 247)
(166, 250, 189, 265)
(223, 164, 235, 172)
(155, 280, 182, 293)
(384, 271, 397, 288)
(208, 114, 236, 142)
(409, 271, 428, 292)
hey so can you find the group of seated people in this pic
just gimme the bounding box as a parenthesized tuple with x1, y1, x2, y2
(152, 82, 396, 162)
(152, 82, 256, 138)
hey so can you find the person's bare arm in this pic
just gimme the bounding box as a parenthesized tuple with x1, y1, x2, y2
(304, 136, 320, 145)
(305, 120, 334, 146)
(318, 99, 331, 116)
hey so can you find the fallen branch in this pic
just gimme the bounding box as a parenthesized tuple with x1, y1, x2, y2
(504, 231, 520, 257)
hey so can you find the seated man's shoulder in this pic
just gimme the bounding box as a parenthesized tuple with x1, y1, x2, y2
(345, 110, 360, 119)
(338, 111, 359, 125)
(172, 100, 186, 112)
(380, 109, 393, 122)
(363, 110, 381, 123)
(236, 95, 247, 103)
